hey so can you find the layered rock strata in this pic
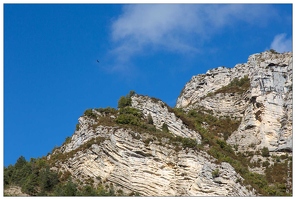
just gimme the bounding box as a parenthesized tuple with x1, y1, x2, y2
(49, 50, 292, 196)
(53, 121, 254, 196)
(51, 96, 255, 196)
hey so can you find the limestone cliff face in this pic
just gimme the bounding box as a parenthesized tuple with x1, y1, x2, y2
(51, 95, 254, 196)
(176, 51, 292, 152)
(48, 50, 292, 196)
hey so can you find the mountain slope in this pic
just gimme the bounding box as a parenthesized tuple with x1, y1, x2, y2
(4, 50, 292, 196)
(48, 94, 254, 196)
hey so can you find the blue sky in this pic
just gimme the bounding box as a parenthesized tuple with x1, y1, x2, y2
(3, 4, 292, 166)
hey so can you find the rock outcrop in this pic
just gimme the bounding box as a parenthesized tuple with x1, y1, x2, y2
(47, 50, 292, 196)
(176, 51, 292, 152)
(131, 95, 202, 143)
(51, 95, 255, 196)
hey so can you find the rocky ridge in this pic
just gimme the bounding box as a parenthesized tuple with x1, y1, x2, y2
(50, 95, 255, 196)
(176, 51, 292, 152)
(131, 95, 202, 143)
(44, 50, 292, 196)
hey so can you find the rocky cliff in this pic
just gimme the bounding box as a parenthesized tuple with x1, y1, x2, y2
(176, 51, 292, 153)
(45, 50, 292, 196)
(49, 95, 255, 196)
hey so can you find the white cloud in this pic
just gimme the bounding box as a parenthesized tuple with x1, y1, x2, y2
(109, 4, 277, 68)
(270, 33, 292, 53)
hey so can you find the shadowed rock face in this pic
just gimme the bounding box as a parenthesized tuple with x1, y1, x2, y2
(176, 51, 292, 152)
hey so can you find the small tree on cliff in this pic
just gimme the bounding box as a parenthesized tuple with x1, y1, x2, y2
(117, 90, 136, 109)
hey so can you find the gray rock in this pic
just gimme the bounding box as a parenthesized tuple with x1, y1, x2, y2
(177, 51, 292, 152)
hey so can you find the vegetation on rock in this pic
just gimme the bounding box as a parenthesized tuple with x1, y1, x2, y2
(5, 80, 292, 196)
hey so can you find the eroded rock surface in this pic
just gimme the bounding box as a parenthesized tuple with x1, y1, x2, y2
(49, 50, 291, 196)
(177, 51, 292, 152)
(51, 96, 254, 196)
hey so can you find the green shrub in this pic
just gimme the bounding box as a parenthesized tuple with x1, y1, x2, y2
(212, 169, 220, 178)
(75, 124, 80, 131)
(162, 123, 169, 133)
(115, 114, 141, 126)
(117, 96, 131, 108)
(262, 161, 270, 167)
(84, 109, 97, 119)
(180, 137, 197, 149)
(39, 167, 59, 193)
(95, 107, 117, 115)
(53, 180, 78, 196)
(261, 147, 270, 157)
(117, 91, 135, 109)
(115, 107, 143, 126)
(147, 114, 153, 125)
(214, 75, 250, 94)
(269, 49, 278, 54)
(119, 107, 142, 118)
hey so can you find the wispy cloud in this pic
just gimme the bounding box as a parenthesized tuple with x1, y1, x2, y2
(270, 33, 292, 53)
(108, 4, 277, 71)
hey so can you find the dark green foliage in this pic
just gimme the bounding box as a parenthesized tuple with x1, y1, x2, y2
(144, 138, 154, 146)
(261, 147, 270, 157)
(115, 107, 143, 126)
(84, 109, 97, 119)
(118, 96, 131, 108)
(4, 155, 115, 196)
(262, 161, 270, 167)
(15, 156, 27, 170)
(53, 180, 77, 196)
(116, 114, 141, 126)
(216, 139, 234, 154)
(119, 107, 142, 118)
(147, 113, 153, 125)
(213, 75, 250, 95)
(180, 137, 197, 149)
(243, 172, 268, 192)
(129, 90, 136, 97)
(187, 109, 240, 141)
(4, 156, 61, 196)
(169, 108, 196, 130)
(117, 91, 135, 109)
(95, 107, 117, 115)
(39, 167, 59, 193)
(162, 123, 169, 133)
(22, 173, 38, 195)
(117, 92, 132, 108)
(269, 49, 278, 54)
(212, 169, 220, 178)
(77, 185, 98, 196)
(76, 124, 80, 131)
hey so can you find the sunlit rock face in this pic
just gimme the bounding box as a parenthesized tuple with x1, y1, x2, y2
(53, 122, 254, 196)
(49, 51, 291, 196)
(176, 51, 292, 152)
(131, 95, 202, 143)
(52, 95, 254, 196)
